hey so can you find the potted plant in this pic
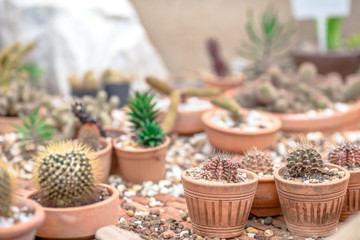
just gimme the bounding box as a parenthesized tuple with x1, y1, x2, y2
(101, 68, 133, 107)
(202, 95, 281, 154)
(0, 160, 45, 240)
(146, 76, 220, 135)
(181, 153, 258, 238)
(29, 140, 120, 239)
(274, 143, 350, 237)
(113, 91, 170, 182)
(329, 142, 360, 222)
(227, 63, 360, 134)
(69, 70, 100, 98)
(239, 149, 281, 217)
(201, 38, 244, 91)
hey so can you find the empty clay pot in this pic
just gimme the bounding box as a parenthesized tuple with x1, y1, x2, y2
(181, 168, 258, 238)
(251, 176, 281, 217)
(113, 136, 170, 183)
(340, 169, 360, 222)
(0, 197, 45, 240)
(95, 138, 112, 183)
(201, 71, 244, 92)
(201, 109, 281, 154)
(31, 184, 120, 240)
(274, 163, 350, 237)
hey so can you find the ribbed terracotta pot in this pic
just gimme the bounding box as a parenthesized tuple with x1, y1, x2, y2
(113, 136, 170, 183)
(0, 197, 45, 240)
(251, 176, 281, 217)
(274, 163, 350, 237)
(30, 184, 120, 240)
(202, 109, 281, 154)
(181, 168, 258, 238)
(95, 138, 112, 183)
(201, 72, 244, 92)
(340, 169, 360, 222)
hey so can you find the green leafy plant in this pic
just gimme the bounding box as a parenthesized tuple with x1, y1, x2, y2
(13, 108, 55, 147)
(19, 63, 42, 85)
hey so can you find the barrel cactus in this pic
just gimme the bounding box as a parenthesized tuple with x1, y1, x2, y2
(0, 160, 15, 217)
(240, 149, 273, 174)
(329, 143, 360, 169)
(201, 154, 241, 183)
(33, 141, 99, 208)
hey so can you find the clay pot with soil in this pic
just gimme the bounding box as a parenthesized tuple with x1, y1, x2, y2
(181, 154, 258, 238)
(274, 144, 350, 237)
(202, 95, 281, 154)
(201, 71, 244, 92)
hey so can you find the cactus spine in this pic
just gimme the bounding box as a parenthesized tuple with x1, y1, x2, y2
(201, 154, 241, 183)
(240, 149, 273, 174)
(329, 143, 360, 169)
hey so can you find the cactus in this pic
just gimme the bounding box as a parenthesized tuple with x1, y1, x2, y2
(240, 148, 273, 174)
(101, 69, 133, 84)
(210, 95, 245, 123)
(146, 76, 173, 95)
(329, 143, 360, 169)
(33, 141, 99, 208)
(298, 62, 317, 83)
(72, 102, 106, 137)
(182, 87, 221, 98)
(201, 154, 241, 183)
(344, 74, 360, 102)
(286, 144, 325, 178)
(136, 120, 166, 147)
(77, 123, 101, 151)
(255, 80, 278, 105)
(0, 160, 15, 217)
(161, 90, 181, 134)
(206, 38, 229, 77)
(69, 70, 100, 91)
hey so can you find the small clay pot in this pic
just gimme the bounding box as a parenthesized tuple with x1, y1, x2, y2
(181, 168, 258, 238)
(201, 72, 244, 92)
(201, 109, 281, 154)
(274, 163, 350, 237)
(95, 138, 113, 183)
(113, 136, 170, 183)
(0, 116, 22, 134)
(340, 169, 360, 222)
(30, 184, 120, 240)
(0, 197, 45, 240)
(251, 176, 281, 217)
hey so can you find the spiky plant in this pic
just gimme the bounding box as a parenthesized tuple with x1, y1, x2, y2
(210, 95, 245, 124)
(201, 154, 241, 183)
(206, 38, 229, 77)
(72, 102, 106, 137)
(136, 120, 166, 147)
(77, 123, 101, 151)
(0, 160, 15, 217)
(13, 108, 55, 148)
(329, 143, 360, 169)
(33, 141, 99, 208)
(240, 149, 273, 174)
(286, 144, 325, 178)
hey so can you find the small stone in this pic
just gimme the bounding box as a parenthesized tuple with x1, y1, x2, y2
(338, 171, 345, 177)
(329, 168, 338, 174)
(264, 216, 273, 225)
(264, 229, 273, 238)
(309, 179, 318, 183)
(288, 236, 294, 239)
(126, 210, 134, 217)
(180, 230, 189, 237)
(303, 180, 310, 184)
(149, 209, 160, 216)
(247, 233, 256, 238)
(180, 212, 188, 220)
(294, 178, 302, 183)
(186, 217, 191, 222)
(254, 235, 262, 240)
(245, 223, 252, 229)
(162, 230, 175, 239)
(246, 227, 258, 234)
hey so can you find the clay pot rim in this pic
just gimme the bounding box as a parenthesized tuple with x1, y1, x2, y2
(291, 49, 360, 58)
(258, 175, 275, 183)
(201, 71, 245, 84)
(27, 183, 118, 212)
(202, 109, 282, 135)
(112, 135, 170, 153)
(274, 163, 350, 187)
(0, 197, 45, 236)
(181, 167, 258, 187)
(97, 138, 112, 155)
(158, 97, 213, 113)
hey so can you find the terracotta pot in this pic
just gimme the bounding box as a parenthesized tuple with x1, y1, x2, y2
(0, 197, 45, 240)
(0, 116, 22, 134)
(274, 163, 350, 237)
(340, 169, 360, 222)
(292, 50, 360, 79)
(251, 176, 281, 217)
(181, 168, 258, 238)
(95, 138, 112, 183)
(201, 72, 244, 92)
(201, 109, 281, 154)
(30, 184, 120, 240)
(104, 127, 129, 175)
(113, 136, 170, 183)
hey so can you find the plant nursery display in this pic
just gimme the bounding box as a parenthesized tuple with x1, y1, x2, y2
(229, 63, 360, 133)
(29, 140, 120, 239)
(202, 95, 281, 153)
(181, 153, 258, 238)
(113, 91, 170, 182)
(274, 143, 350, 237)
(69, 70, 100, 97)
(0, 160, 45, 240)
(329, 142, 360, 222)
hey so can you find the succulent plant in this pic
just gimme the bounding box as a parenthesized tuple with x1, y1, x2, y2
(0, 160, 15, 217)
(69, 70, 99, 90)
(127, 91, 165, 147)
(33, 141, 99, 208)
(101, 69, 133, 84)
(329, 143, 360, 169)
(206, 38, 229, 77)
(77, 123, 101, 151)
(240, 149, 273, 174)
(286, 144, 325, 178)
(201, 154, 241, 183)
(344, 74, 360, 102)
(210, 95, 245, 124)
(161, 90, 181, 133)
(13, 108, 55, 148)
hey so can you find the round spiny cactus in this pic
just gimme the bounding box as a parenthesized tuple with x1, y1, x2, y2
(329, 143, 360, 169)
(286, 144, 325, 178)
(202, 154, 241, 183)
(240, 149, 273, 174)
(33, 141, 99, 208)
(0, 160, 15, 217)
